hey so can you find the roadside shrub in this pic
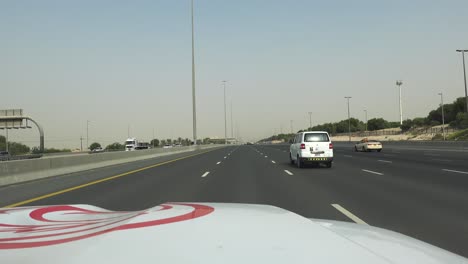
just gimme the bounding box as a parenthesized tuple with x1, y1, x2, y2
(447, 129, 468, 141)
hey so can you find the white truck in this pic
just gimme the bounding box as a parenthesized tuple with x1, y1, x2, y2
(125, 138, 150, 151)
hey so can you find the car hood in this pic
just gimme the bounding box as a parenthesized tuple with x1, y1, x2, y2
(0, 203, 465, 264)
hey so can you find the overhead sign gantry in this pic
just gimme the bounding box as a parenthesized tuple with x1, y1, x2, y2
(0, 109, 44, 153)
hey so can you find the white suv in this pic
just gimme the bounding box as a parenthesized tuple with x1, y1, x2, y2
(290, 131, 334, 168)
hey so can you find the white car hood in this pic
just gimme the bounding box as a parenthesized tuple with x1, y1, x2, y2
(0, 203, 465, 264)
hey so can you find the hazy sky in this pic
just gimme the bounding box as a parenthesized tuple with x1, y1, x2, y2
(1, 0, 468, 148)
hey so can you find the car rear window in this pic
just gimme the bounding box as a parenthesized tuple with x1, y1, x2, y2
(304, 133, 329, 142)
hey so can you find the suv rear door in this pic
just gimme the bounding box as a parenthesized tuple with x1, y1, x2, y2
(302, 132, 332, 157)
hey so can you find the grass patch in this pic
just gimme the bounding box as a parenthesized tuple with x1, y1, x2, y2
(447, 129, 468, 141)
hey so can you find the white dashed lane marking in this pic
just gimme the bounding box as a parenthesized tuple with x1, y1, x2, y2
(377, 160, 392, 163)
(362, 169, 384, 175)
(442, 169, 468, 175)
(332, 204, 368, 225)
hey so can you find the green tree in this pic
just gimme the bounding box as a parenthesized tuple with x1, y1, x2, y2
(161, 139, 166, 146)
(452, 112, 468, 129)
(0, 136, 30, 155)
(428, 97, 466, 125)
(89, 142, 101, 150)
(177, 137, 182, 144)
(203, 137, 210, 144)
(150, 139, 160, 147)
(400, 119, 413, 132)
(106, 142, 125, 151)
(412, 117, 427, 127)
(7, 142, 30, 155)
(166, 139, 172, 145)
(387, 121, 400, 128)
(367, 118, 389, 131)
(0, 135, 5, 151)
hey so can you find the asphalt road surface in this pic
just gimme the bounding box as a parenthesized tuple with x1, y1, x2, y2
(1, 144, 468, 257)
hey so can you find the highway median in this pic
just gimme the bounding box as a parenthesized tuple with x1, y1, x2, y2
(0, 145, 223, 187)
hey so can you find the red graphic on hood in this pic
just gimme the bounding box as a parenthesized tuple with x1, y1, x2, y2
(0, 203, 214, 249)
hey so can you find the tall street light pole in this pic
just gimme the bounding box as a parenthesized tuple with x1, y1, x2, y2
(191, 0, 198, 145)
(290, 120, 293, 134)
(364, 109, 368, 132)
(396, 80, 403, 125)
(439, 92, 446, 140)
(86, 120, 90, 150)
(456, 50, 468, 112)
(230, 101, 234, 139)
(223, 81, 227, 144)
(308, 112, 312, 130)
(345, 97, 352, 142)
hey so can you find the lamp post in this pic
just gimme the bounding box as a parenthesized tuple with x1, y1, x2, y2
(230, 101, 234, 139)
(345, 97, 352, 142)
(438, 92, 446, 140)
(86, 120, 90, 150)
(191, 0, 198, 144)
(364, 109, 368, 132)
(223, 81, 227, 144)
(396, 80, 403, 125)
(308, 112, 312, 130)
(456, 50, 468, 112)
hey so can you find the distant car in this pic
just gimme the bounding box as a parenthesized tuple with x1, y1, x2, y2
(289, 131, 333, 168)
(174, 144, 182, 147)
(354, 139, 382, 152)
(91, 147, 104, 153)
(0, 151, 11, 161)
(163, 144, 173, 149)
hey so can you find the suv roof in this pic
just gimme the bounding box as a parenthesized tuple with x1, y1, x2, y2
(301, 131, 329, 134)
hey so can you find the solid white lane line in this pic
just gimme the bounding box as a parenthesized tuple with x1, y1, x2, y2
(377, 160, 392, 163)
(331, 204, 368, 225)
(343, 155, 353, 158)
(271, 160, 276, 164)
(201, 171, 210, 177)
(265, 156, 268, 158)
(442, 169, 468, 175)
(362, 169, 384, 175)
(216, 161, 221, 165)
(284, 170, 293, 175)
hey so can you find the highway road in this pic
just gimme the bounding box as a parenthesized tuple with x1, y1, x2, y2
(1, 143, 468, 257)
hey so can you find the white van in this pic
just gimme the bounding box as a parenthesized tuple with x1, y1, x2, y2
(289, 131, 333, 168)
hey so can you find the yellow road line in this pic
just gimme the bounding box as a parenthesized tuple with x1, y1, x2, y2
(4, 149, 218, 208)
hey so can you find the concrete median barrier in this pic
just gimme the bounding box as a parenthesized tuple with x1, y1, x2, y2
(0, 145, 223, 187)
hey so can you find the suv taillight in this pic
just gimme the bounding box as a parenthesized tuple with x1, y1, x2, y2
(329, 143, 333, 149)
(300, 143, 306, 149)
